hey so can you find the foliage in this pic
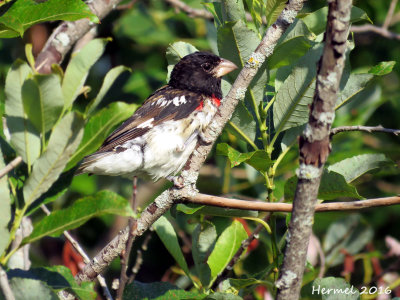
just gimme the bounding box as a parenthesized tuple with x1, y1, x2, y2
(0, 0, 399, 299)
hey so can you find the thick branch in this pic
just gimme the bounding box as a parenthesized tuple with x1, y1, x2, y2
(184, 193, 400, 212)
(75, 0, 307, 284)
(276, 1, 352, 299)
(35, 0, 124, 74)
(331, 125, 400, 136)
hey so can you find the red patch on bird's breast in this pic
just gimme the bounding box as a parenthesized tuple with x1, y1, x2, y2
(212, 94, 221, 107)
(196, 100, 204, 111)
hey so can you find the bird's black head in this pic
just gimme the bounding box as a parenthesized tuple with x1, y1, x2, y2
(169, 52, 237, 99)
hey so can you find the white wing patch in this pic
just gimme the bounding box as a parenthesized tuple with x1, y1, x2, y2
(137, 118, 154, 128)
(172, 96, 187, 106)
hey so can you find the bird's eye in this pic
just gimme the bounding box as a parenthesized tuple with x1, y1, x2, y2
(201, 63, 212, 71)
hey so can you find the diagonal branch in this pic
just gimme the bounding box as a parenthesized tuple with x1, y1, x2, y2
(75, 0, 307, 284)
(35, 0, 125, 74)
(276, 0, 353, 299)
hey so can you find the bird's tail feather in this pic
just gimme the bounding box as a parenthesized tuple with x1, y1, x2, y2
(75, 152, 112, 175)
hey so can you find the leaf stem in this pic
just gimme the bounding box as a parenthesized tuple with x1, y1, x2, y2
(227, 121, 259, 150)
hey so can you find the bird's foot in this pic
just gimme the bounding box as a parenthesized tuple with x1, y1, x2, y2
(166, 175, 184, 189)
(198, 132, 213, 145)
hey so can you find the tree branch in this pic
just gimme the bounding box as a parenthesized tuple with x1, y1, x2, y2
(184, 193, 400, 212)
(351, 24, 400, 40)
(75, 0, 307, 284)
(35, 0, 125, 74)
(331, 125, 400, 136)
(165, 0, 213, 20)
(276, 1, 352, 299)
(0, 156, 22, 179)
(0, 266, 15, 300)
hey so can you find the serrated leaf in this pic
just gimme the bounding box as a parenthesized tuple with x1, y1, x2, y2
(301, 6, 371, 35)
(5, 59, 40, 167)
(66, 102, 138, 170)
(273, 44, 323, 133)
(153, 216, 190, 277)
(21, 74, 64, 136)
(192, 221, 217, 287)
(284, 170, 362, 202)
(23, 190, 133, 244)
(368, 61, 396, 76)
(328, 154, 392, 183)
(265, 0, 286, 27)
(166, 41, 199, 81)
(23, 112, 84, 205)
(0, 0, 98, 38)
(86, 66, 131, 115)
(62, 39, 109, 109)
(217, 143, 273, 173)
(323, 214, 373, 267)
(0, 148, 11, 256)
(123, 281, 204, 300)
(207, 220, 248, 286)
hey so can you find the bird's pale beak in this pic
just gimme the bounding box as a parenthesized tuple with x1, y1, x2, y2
(213, 58, 238, 77)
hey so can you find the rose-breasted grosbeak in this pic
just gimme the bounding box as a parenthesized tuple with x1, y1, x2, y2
(76, 52, 237, 182)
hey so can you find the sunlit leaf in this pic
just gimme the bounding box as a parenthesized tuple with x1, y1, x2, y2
(368, 61, 396, 76)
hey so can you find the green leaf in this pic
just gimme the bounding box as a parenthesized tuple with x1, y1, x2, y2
(153, 216, 190, 276)
(5, 59, 40, 167)
(205, 293, 243, 300)
(265, 0, 286, 27)
(175, 203, 205, 215)
(273, 44, 323, 133)
(207, 220, 248, 286)
(62, 38, 109, 109)
(0, 149, 11, 256)
(86, 66, 131, 116)
(225, 101, 257, 145)
(284, 170, 362, 202)
(245, 0, 265, 30)
(303, 277, 360, 299)
(123, 281, 204, 300)
(368, 61, 396, 76)
(221, 0, 246, 22)
(323, 214, 373, 267)
(192, 221, 217, 287)
(21, 74, 64, 136)
(66, 102, 138, 170)
(175, 203, 258, 218)
(335, 73, 374, 109)
(5, 277, 58, 300)
(0, 0, 98, 38)
(166, 41, 198, 81)
(301, 6, 371, 35)
(217, 143, 273, 173)
(23, 190, 133, 244)
(228, 278, 273, 290)
(46, 266, 96, 300)
(268, 36, 312, 70)
(328, 154, 392, 183)
(217, 20, 267, 112)
(23, 112, 84, 205)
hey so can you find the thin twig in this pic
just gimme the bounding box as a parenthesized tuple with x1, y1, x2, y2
(0, 156, 22, 179)
(331, 125, 400, 136)
(351, 24, 400, 40)
(116, 177, 138, 300)
(383, 0, 398, 29)
(184, 194, 400, 212)
(0, 266, 15, 300)
(165, 0, 213, 19)
(129, 230, 153, 283)
(40, 205, 113, 300)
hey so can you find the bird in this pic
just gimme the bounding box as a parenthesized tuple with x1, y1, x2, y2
(76, 52, 237, 184)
